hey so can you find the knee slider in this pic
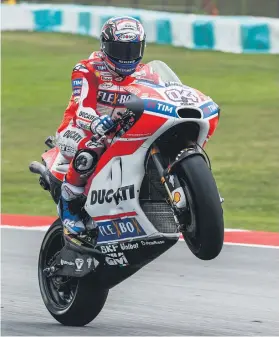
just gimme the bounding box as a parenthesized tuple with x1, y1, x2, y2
(73, 149, 98, 174)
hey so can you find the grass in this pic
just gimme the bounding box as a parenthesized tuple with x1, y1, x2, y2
(2, 32, 279, 232)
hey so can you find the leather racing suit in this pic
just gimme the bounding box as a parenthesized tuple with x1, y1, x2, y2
(56, 51, 160, 216)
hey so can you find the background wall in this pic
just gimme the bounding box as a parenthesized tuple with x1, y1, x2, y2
(9, 0, 279, 18)
(2, 3, 279, 54)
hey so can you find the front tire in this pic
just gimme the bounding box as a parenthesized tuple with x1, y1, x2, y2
(38, 219, 109, 326)
(178, 155, 224, 260)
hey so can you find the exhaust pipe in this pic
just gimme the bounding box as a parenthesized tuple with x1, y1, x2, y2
(29, 161, 50, 189)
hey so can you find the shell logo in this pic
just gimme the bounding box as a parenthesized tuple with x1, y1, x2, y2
(173, 192, 181, 203)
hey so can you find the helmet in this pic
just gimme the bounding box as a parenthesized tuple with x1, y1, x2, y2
(100, 16, 146, 76)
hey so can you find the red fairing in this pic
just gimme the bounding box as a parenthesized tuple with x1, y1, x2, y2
(42, 148, 65, 181)
(125, 113, 167, 138)
(208, 115, 219, 139)
(42, 147, 59, 168)
(84, 113, 167, 195)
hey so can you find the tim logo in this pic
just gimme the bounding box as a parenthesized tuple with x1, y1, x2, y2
(200, 101, 220, 118)
(145, 99, 175, 116)
(97, 217, 146, 243)
(97, 90, 131, 107)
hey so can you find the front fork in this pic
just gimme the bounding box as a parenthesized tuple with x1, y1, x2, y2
(150, 145, 187, 222)
(150, 144, 224, 217)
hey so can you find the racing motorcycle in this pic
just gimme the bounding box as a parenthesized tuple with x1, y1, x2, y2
(29, 60, 224, 327)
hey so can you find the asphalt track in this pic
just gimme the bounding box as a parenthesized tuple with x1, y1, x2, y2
(1, 228, 279, 336)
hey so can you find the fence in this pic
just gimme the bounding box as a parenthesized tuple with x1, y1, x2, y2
(2, 4, 279, 54)
(11, 0, 279, 18)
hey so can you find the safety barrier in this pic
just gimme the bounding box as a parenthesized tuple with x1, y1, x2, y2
(2, 3, 279, 54)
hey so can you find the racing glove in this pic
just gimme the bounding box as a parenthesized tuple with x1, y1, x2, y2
(90, 115, 115, 137)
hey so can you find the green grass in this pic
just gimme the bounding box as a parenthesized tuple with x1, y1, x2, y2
(2, 32, 279, 231)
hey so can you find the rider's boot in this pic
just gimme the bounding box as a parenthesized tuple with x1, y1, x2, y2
(58, 180, 99, 252)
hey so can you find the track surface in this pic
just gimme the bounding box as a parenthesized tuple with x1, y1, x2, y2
(1, 228, 279, 336)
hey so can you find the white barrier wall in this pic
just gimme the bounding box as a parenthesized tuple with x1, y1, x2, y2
(2, 3, 279, 54)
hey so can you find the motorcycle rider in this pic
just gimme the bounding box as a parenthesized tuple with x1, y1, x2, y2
(56, 16, 160, 250)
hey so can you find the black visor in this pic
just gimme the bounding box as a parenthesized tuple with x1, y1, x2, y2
(102, 41, 145, 61)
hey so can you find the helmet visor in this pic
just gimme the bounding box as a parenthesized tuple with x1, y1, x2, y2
(103, 41, 145, 61)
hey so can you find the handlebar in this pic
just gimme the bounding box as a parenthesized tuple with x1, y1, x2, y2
(91, 109, 136, 143)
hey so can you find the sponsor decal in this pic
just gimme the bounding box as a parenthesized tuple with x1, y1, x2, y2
(116, 67, 135, 73)
(60, 259, 74, 266)
(165, 81, 184, 87)
(73, 88, 81, 96)
(116, 20, 137, 30)
(77, 120, 90, 130)
(105, 252, 128, 266)
(75, 258, 84, 271)
(87, 257, 93, 268)
(141, 240, 165, 246)
(90, 185, 135, 205)
(101, 75, 113, 82)
(118, 59, 136, 64)
(78, 110, 95, 121)
(125, 85, 140, 95)
(72, 79, 82, 87)
(145, 100, 176, 116)
(118, 32, 137, 41)
(120, 242, 139, 250)
(94, 63, 107, 71)
(62, 130, 83, 143)
(99, 82, 113, 89)
(97, 217, 146, 242)
(98, 90, 131, 106)
(58, 143, 76, 155)
(199, 101, 220, 118)
(173, 191, 181, 203)
(100, 244, 118, 254)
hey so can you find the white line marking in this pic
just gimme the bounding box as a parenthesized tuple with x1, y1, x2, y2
(0, 225, 50, 231)
(222, 242, 279, 249)
(178, 238, 279, 249)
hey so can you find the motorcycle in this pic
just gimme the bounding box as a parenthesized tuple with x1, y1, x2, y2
(29, 60, 224, 327)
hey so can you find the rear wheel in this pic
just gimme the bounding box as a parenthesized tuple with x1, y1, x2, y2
(38, 219, 109, 326)
(177, 155, 224, 260)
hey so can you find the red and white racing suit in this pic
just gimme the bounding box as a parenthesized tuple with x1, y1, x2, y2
(56, 51, 160, 190)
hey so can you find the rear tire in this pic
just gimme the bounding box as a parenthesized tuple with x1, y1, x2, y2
(178, 155, 224, 260)
(38, 219, 109, 326)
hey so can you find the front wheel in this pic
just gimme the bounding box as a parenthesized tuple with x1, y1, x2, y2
(38, 219, 109, 326)
(177, 155, 224, 260)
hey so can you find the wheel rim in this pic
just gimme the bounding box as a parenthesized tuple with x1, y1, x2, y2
(41, 228, 78, 310)
(179, 177, 201, 253)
